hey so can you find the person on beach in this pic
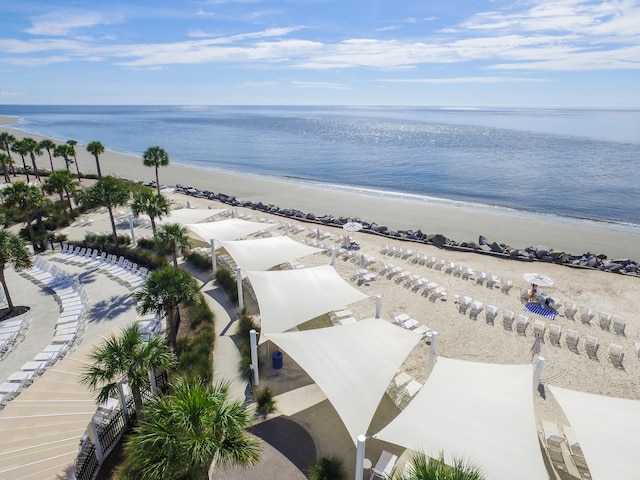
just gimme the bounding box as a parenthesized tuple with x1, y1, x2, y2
(529, 284, 538, 301)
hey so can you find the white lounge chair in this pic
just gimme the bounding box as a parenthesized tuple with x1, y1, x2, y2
(485, 305, 498, 325)
(502, 310, 515, 330)
(579, 307, 593, 325)
(469, 301, 483, 320)
(533, 319, 546, 337)
(500, 278, 513, 294)
(565, 329, 579, 351)
(458, 296, 473, 315)
(612, 316, 626, 335)
(515, 314, 530, 335)
(563, 302, 577, 320)
(370, 450, 398, 479)
(607, 343, 624, 367)
(584, 335, 599, 359)
(548, 324, 562, 346)
(598, 312, 611, 331)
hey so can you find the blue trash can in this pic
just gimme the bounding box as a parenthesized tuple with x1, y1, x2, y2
(272, 350, 283, 369)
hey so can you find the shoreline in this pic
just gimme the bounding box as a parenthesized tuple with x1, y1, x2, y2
(2, 124, 639, 260)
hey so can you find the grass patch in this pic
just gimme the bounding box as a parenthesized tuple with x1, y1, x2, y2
(175, 293, 216, 385)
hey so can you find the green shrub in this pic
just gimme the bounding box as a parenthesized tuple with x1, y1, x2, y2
(235, 310, 258, 377)
(215, 267, 238, 302)
(255, 386, 276, 416)
(185, 251, 212, 271)
(307, 456, 347, 480)
(136, 237, 155, 249)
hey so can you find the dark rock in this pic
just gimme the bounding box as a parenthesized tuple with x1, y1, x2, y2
(612, 258, 631, 265)
(490, 242, 504, 253)
(479, 244, 492, 253)
(431, 234, 448, 248)
(479, 235, 489, 246)
(604, 263, 624, 272)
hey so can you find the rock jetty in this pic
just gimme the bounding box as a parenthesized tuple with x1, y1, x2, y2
(174, 184, 639, 278)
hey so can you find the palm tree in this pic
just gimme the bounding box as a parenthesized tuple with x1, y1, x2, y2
(42, 170, 79, 225)
(86, 141, 105, 178)
(3, 181, 44, 250)
(53, 143, 75, 175)
(120, 378, 260, 479)
(142, 146, 170, 195)
(81, 323, 176, 421)
(39, 139, 56, 171)
(308, 456, 347, 480)
(134, 266, 200, 352)
(21, 137, 43, 183)
(0, 153, 14, 183)
(10, 139, 30, 183)
(0, 132, 16, 177)
(155, 223, 192, 267)
(392, 452, 486, 480)
(131, 189, 170, 235)
(0, 230, 32, 312)
(76, 176, 130, 252)
(66, 140, 81, 179)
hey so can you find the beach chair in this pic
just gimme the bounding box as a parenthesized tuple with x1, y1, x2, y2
(458, 296, 473, 315)
(428, 287, 446, 302)
(395, 379, 422, 408)
(515, 314, 530, 335)
(502, 310, 515, 330)
(387, 371, 412, 395)
(469, 301, 483, 320)
(548, 324, 562, 346)
(486, 274, 499, 289)
(563, 302, 577, 320)
(520, 288, 530, 304)
(462, 267, 475, 281)
(542, 420, 568, 473)
(584, 335, 599, 359)
(485, 305, 498, 325)
(370, 450, 398, 480)
(607, 343, 624, 367)
(598, 312, 611, 331)
(612, 316, 626, 335)
(565, 329, 579, 351)
(579, 307, 593, 325)
(500, 278, 513, 294)
(533, 319, 546, 338)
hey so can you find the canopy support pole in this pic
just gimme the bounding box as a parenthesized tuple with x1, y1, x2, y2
(533, 356, 545, 392)
(127, 214, 136, 247)
(250, 329, 259, 387)
(375, 294, 382, 319)
(210, 239, 216, 275)
(355, 434, 366, 480)
(331, 246, 336, 267)
(428, 331, 439, 375)
(236, 267, 244, 310)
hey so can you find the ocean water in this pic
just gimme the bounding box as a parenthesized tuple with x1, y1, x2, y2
(1, 105, 639, 226)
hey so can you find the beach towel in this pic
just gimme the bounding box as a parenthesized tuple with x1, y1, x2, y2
(524, 302, 558, 320)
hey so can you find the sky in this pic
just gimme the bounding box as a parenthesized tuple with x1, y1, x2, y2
(1, 0, 639, 106)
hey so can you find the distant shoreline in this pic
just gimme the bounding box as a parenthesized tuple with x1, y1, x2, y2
(1, 124, 639, 260)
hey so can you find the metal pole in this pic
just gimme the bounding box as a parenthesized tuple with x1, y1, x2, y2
(375, 294, 382, 319)
(236, 267, 244, 310)
(284, 222, 289, 236)
(250, 329, 259, 387)
(331, 246, 336, 267)
(429, 331, 439, 373)
(210, 239, 216, 274)
(533, 356, 545, 392)
(87, 420, 105, 462)
(355, 434, 366, 480)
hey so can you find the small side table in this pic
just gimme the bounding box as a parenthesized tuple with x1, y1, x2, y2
(363, 458, 372, 476)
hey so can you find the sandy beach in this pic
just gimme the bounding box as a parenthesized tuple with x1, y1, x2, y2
(2, 123, 640, 261)
(1, 117, 639, 478)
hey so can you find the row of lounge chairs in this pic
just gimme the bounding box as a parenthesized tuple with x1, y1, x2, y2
(379, 264, 447, 302)
(388, 370, 423, 409)
(3, 259, 89, 408)
(541, 420, 591, 478)
(0, 316, 30, 361)
(560, 302, 626, 335)
(56, 245, 149, 289)
(379, 245, 514, 294)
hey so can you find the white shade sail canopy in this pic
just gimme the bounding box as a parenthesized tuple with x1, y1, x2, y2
(549, 386, 640, 480)
(246, 265, 369, 341)
(268, 318, 421, 444)
(186, 218, 275, 243)
(219, 236, 323, 271)
(157, 208, 226, 225)
(375, 357, 547, 480)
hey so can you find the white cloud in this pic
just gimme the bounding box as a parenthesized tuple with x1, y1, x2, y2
(291, 81, 351, 90)
(26, 11, 123, 36)
(379, 76, 550, 84)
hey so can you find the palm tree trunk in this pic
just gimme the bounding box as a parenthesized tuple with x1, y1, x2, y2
(74, 160, 81, 182)
(172, 244, 178, 268)
(59, 192, 69, 224)
(150, 216, 157, 235)
(48, 153, 54, 171)
(25, 214, 37, 250)
(132, 386, 145, 422)
(0, 267, 14, 311)
(107, 205, 120, 254)
(20, 155, 30, 183)
(65, 189, 74, 218)
(29, 153, 40, 183)
(155, 166, 160, 195)
(94, 155, 102, 178)
(166, 305, 178, 352)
